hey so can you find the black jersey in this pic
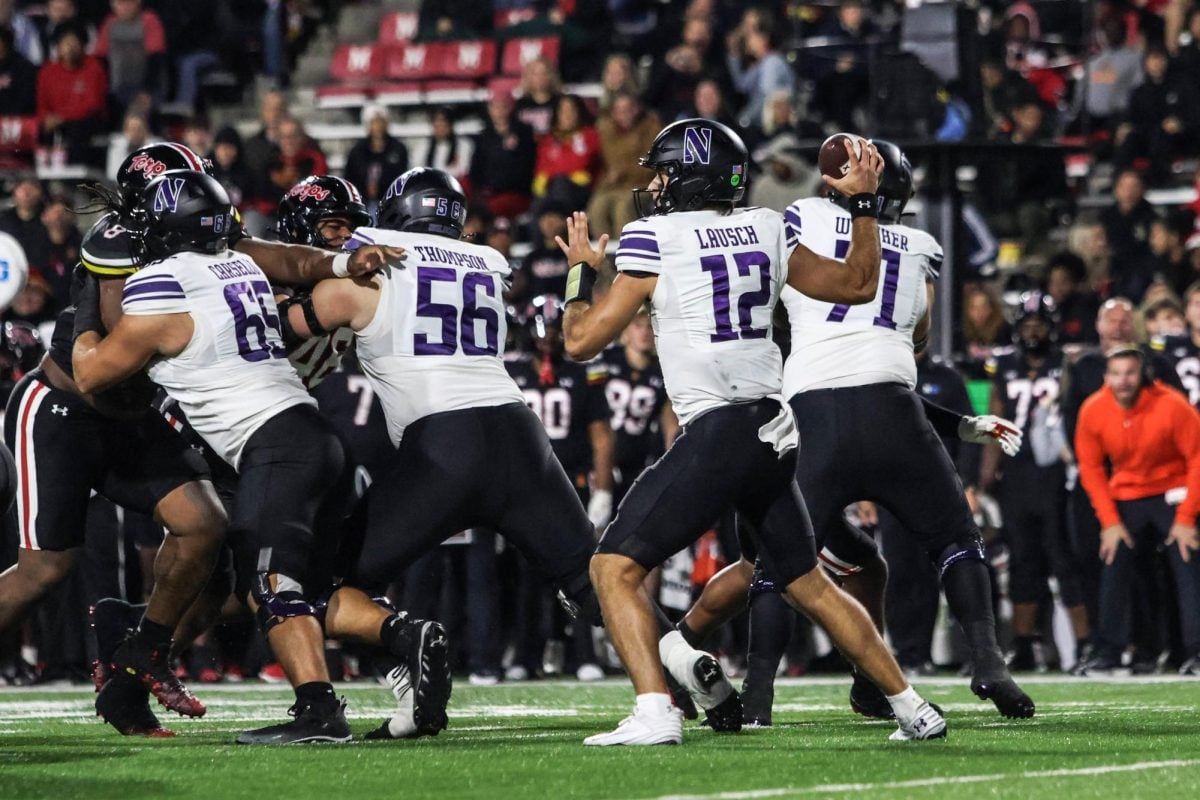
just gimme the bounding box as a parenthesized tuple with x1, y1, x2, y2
(1151, 335, 1200, 407)
(599, 346, 669, 470)
(916, 355, 978, 480)
(310, 350, 393, 478)
(985, 348, 1063, 462)
(506, 353, 610, 477)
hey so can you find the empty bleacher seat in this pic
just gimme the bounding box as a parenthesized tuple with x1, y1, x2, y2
(379, 11, 420, 46)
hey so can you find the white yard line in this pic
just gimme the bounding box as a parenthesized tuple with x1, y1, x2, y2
(645, 760, 1200, 800)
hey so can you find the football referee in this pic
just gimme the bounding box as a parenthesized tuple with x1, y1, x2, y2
(1074, 346, 1200, 674)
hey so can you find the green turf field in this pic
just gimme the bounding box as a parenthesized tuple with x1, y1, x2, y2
(1, 676, 1198, 800)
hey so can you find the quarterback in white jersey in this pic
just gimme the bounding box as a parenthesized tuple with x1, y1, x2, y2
(560, 119, 945, 746)
(73, 171, 452, 746)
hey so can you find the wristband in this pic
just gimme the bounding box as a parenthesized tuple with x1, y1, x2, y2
(848, 193, 879, 219)
(564, 261, 597, 306)
(331, 253, 351, 278)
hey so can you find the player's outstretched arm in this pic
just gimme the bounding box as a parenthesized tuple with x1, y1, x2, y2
(235, 238, 403, 287)
(786, 139, 883, 304)
(557, 211, 654, 362)
(73, 313, 193, 394)
(281, 275, 381, 341)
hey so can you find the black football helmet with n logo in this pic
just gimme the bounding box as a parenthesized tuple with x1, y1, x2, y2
(634, 118, 749, 217)
(376, 167, 467, 238)
(276, 175, 371, 248)
(133, 170, 235, 262)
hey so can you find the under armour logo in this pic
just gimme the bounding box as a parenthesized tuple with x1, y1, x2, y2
(857, 200, 871, 209)
(51, 405, 68, 416)
(914, 718, 927, 731)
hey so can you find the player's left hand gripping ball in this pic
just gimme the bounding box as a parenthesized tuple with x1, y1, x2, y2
(959, 415, 1023, 456)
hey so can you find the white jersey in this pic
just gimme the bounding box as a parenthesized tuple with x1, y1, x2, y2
(121, 250, 315, 467)
(781, 197, 942, 396)
(614, 207, 790, 426)
(345, 227, 524, 445)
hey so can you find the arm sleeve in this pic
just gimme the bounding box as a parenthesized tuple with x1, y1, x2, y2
(1171, 399, 1200, 525)
(121, 268, 188, 316)
(614, 225, 662, 275)
(143, 12, 167, 52)
(943, 371, 980, 482)
(1074, 404, 1121, 529)
(584, 362, 611, 424)
(921, 397, 963, 438)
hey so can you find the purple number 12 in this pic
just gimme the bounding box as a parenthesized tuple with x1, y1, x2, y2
(700, 250, 772, 343)
(826, 241, 902, 329)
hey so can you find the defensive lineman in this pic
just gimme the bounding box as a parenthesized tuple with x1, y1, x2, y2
(560, 119, 945, 745)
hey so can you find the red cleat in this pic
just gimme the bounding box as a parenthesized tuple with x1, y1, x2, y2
(96, 675, 178, 737)
(111, 639, 207, 718)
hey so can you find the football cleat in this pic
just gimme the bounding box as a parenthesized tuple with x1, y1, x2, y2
(365, 664, 419, 740)
(971, 660, 1035, 718)
(584, 706, 683, 746)
(739, 680, 773, 727)
(95, 674, 174, 737)
(236, 699, 352, 745)
(259, 662, 288, 683)
(659, 632, 740, 731)
(111, 637, 206, 718)
(89, 598, 141, 692)
(665, 671, 699, 721)
(849, 671, 895, 720)
(372, 618, 452, 738)
(889, 700, 947, 741)
(576, 663, 605, 682)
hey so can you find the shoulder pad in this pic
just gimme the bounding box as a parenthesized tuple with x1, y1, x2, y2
(81, 213, 139, 277)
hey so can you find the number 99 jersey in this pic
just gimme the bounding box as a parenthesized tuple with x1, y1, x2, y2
(614, 207, 791, 426)
(121, 250, 315, 468)
(780, 197, 942, 397)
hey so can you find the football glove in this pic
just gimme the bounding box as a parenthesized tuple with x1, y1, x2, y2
(959, 415, 1022, 457)
(588, 488, 613, 530)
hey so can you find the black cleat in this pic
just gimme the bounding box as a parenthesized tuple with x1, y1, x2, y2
(111, 636, 206, 718)
(666, 672, 699, 721)
(739, 680, 773, 727)
(972, 654, 1035, 718)
(410, 620, 452, 735)
(693, 655, 742, 733)
(95, 674, 175, 737)
(849, 671, 895, 720)
(236, 699, 352, 745)
(89, 598, 141, 692)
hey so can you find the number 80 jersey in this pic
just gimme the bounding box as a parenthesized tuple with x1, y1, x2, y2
(780, 197, 942, 397)
(122, 250, 315, 468)
(614, 207, 791, 426)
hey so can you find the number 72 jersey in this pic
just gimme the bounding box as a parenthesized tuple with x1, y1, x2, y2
(780, 197, 943, 396)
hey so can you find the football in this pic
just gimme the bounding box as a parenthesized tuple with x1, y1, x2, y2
(818, 132, 864, 181)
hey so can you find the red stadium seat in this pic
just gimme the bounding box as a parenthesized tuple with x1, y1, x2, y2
(384, 42, 442, 81)
(329, 43, 382, 83)
(0, 116, 40, 152)
(379, 11, 419, 46)
(500, 36, 560, 75)
(439, 40, 497, 80)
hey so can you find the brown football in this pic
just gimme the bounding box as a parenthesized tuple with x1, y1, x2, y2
(817, 133, 863, 181)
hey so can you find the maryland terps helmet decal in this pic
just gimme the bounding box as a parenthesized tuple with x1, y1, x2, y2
(127, 153, 169, 179)
(287, 182, 332, 203)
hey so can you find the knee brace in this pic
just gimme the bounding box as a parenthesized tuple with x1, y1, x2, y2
(557, 572, 603, 627)
(252, 572, 317, 634)
(931, 531, 987, 579)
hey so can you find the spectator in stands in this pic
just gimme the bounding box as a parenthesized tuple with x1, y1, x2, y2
(182, 117, 213, 162)
(532, 93, 601, 214)
(599, 53, 638, 115)
(961, 284, 1011, 377)
(587, 91, 660, 239)
(646, 40, 706, 124)
(40, 195, 78, 311)
(2, 269, 54, 328)
(515, 200, 570, 301)
(243, 90, 288, 187)
(93, 0, 167, 110)
(469, 90, 536, 219)
(1075, 16, 1143, 135)
(0, 0, 43, 64)
(210, 125, 252, 210)
(974, 98, 1067, 255)
(164, 3, 223, 114)
(1101, 169, 1160, 302)
(748, 133, 819, 213)
(1115, 45, 1200, 186)
(344, 104, 408, 219)
(105, 112, 157, 179)
(1174, 6, 1200, 82)
(1047, 251, 1102, 345)
(0, 178, 50, 281)
(977, 54, 1039, 140)
(726, 8, 795, 129)
(811, 0, 877, 132)
(413, 107, 473, 183)
(0, 25, 36, 115)
(418, 0, 493, 40)
(516, 57, 561, 137)
(745, 89, 822, 155)
(37, 0, 90, 59)
(1003, 1, 1048, 74)
(36, 24, 106, 162)
(685, 78, 736, 128)
(257, 117, 327, 213)
(1146, 212, 1195, 294)
(1142, 295, 1188, 338)
(1074, 346, 1200, 675)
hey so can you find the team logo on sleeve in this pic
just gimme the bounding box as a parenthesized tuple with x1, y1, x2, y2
(683, 127, 712, 165)
(153, 178, 186, 213)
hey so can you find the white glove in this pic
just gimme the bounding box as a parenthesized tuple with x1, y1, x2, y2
(588, 489, 613, 530)
(959, 415, 1023, 457)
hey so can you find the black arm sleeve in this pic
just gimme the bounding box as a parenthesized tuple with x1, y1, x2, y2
(920, 396, 964, 439)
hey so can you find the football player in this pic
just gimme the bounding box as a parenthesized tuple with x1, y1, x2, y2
(601, 310, 678, 507)
(72, 170, 442, 745)
(559, 119, 945, 745)
(981, 298, 1089, 671)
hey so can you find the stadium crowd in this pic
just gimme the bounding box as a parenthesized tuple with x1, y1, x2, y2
(2, 0, 1200, 697)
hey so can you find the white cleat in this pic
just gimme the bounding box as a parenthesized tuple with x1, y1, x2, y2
(576, 663, 605, 682)
(365, 665, 419, 739)
(889, 701, 947, 741)
(584, 707, 683, 746)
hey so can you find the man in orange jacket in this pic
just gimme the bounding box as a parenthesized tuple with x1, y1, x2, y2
(1075, 346, 1200, 674)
